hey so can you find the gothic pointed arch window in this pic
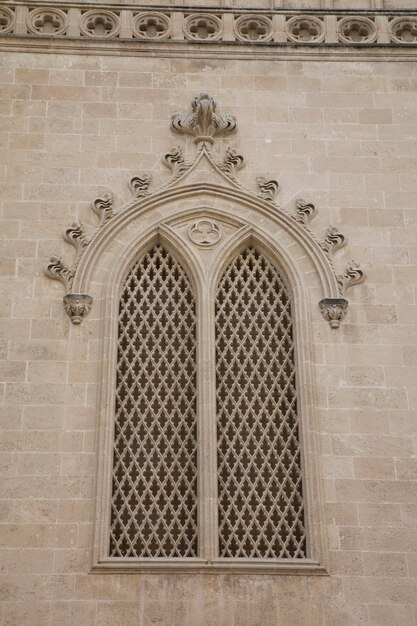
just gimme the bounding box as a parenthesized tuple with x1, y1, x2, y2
(46, 96, 363, 573)
(216, 247, 305, 560)
(110, 244, 198, 559)
(104, 237, 313, 571)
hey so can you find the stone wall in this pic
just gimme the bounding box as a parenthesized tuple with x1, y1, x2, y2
(1, 9, 417, 626)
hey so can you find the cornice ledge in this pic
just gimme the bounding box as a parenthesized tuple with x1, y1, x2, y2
(2, 4, 417, 55)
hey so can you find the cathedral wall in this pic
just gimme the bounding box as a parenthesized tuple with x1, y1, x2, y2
(0, 39, 417, 626)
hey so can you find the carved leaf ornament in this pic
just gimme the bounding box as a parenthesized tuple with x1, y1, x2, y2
(45, 93, 364, 326)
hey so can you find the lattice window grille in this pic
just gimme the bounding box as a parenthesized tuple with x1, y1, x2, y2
(215, 247, 306, 559)
(110, 244, 198, 558)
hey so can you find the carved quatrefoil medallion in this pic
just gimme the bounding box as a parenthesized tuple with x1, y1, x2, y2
(286, 16, 325, 44)
(27, 8, 68, 36)
(234, 15, 273, 43)
(132, 12, 171, 40)
(80, 10, 120, 38)
(184, 14, 222, 41)
(337, 16, 376, 44)
(0, 7, 15, 34)
(389, 17, 417, 44)
(188, 219, 222, 247)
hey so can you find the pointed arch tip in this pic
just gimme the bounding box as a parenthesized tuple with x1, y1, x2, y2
(44, 94, 365, 326)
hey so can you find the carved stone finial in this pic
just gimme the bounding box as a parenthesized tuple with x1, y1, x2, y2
(293, 198, 316, 226)
(256, 177, 280, 203)
(337, 260, 365, 296)
(319, 298, 348, 329)
(130, 174, 151, 198)
(320, 226, 346, 259)
(171, 93, 237, 144)
(45, 256, 75, 292)
(220, 147, 245, 179)
(63, 293, 93, 325)
(92, 193, 115, 227)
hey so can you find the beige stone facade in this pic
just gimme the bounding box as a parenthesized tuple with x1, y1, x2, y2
(1, 0, 417, 624)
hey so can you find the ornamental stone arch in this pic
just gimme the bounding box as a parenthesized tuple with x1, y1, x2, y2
(44, 94, 365, 573)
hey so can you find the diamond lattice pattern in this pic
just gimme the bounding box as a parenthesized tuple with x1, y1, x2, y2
(216, 248, 306, 558)
(110, 244, 198, 558)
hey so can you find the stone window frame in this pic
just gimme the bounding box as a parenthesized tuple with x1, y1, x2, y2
(44, 95, 363, 575)
(89, 188, 330, 575)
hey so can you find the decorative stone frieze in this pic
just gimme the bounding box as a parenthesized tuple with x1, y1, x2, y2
(171, 93, 237, 145)
(389, 16, 417, 43)
(1, 4, 417, 56)
(234, 15, 273, 43)
(184, 14, 222, 42)
(63, 293, 93, 325)
(132, 12, 171, 40)
(45, 94, 364, 327)
(337, 16, 377, 44)
(79, 10, 120, 38)
(286, 16, 325, 43)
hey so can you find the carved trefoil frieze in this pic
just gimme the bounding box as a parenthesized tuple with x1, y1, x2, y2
(45, 93, 365, 327)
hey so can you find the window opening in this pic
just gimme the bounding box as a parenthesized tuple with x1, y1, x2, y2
(110, 244, 198, 558)
(215, 247, 305, 558)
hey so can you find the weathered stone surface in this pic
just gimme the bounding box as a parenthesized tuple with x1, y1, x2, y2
(1, 3, 417, 622)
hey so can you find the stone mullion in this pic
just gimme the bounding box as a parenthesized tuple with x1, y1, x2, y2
(197, 285, 218, 562)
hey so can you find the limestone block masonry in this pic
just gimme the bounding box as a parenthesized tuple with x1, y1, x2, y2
(0, 1, 417, 625)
